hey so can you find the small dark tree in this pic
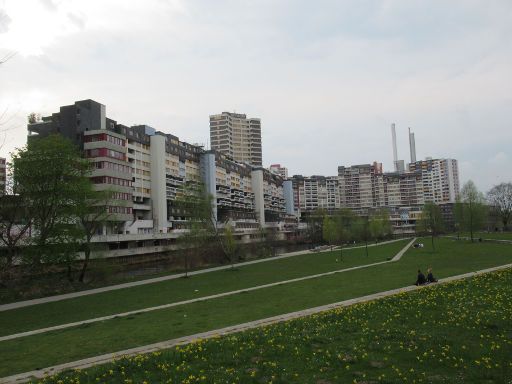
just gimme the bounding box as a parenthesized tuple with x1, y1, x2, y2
(174, 182, 216, 277)
(322, 215, 337, 251)
(333, 208, 354, 261)
(221, 224, 237, 269)
(75, 186, 113, 282)
(352, 215, 370, 256)
(454, 197, 465, 239)
(419, 202, 444, 252)
(460, 180, 487, 242)
(305, 208, 326, 244)
(369, 208, 392, 242)
(0, 178, 32, 274)
(487, 182, 512, 231)
(11, 134, 91, 272)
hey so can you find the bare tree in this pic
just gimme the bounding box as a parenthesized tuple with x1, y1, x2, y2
(75, 187, 113, 282)
(460, 180, 487, 242)
(487, 182, 512, 231)
(221, 223, 237, 269)
(0, 51, 17, 65)
(418, 202, 444, 252)
(0, 177, 32, 274)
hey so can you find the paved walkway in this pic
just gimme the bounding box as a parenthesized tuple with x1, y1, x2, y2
(444, 235, 512, 244)
(0, 238, 416, 342)
(0, 238, 409, 312)
(2, 261, 511, 384)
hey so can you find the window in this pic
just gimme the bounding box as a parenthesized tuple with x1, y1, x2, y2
(107, 206, 132, 214)
(91, 176, 131, 187)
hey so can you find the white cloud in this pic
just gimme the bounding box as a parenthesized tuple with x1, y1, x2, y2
(0, 0, 511, 192)
(488, 152, 508, 165)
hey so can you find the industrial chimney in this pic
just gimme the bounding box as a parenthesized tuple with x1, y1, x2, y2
(391, 123, 398, 172)
(408, 127, 417, 163)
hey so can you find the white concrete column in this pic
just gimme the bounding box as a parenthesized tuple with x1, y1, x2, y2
(251, 169, 265, 226)
(200, 152, 217, 223)
(283, 180, 295, 216)
(150, 134, 167, 233)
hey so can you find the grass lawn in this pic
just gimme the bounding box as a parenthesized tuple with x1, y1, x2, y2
(1, 238, 511, 377)
(30, 267, 512, 383)
(0, 240, 407, 337)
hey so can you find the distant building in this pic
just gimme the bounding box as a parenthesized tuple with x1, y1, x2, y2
(269, 164, 288, 178)
(408, 158, 459, 204)
(209, 112, 262, 166)
(290, 157, 459, 234)
(337, 162, 385, 212)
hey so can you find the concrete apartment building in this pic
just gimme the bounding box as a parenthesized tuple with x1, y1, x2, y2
(0, 157, 6, 194)
(408, 158, 460, 204)
(269, 164, 288, 178)
(337, 162, 386, 212)
(27, 100, 290, 258)
(210, 112, 262, 166)
(290, 158, 459, 234)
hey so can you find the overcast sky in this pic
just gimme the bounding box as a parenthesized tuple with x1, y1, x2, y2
(1, 0, 511, 191)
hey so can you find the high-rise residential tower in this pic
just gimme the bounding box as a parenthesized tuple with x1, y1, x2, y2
(209, 112, 262, 166)
(269, 164, 288, 178)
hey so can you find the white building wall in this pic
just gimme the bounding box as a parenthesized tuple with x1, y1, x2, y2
(251, 169, 265, 226)
(150, 134, 167, 233)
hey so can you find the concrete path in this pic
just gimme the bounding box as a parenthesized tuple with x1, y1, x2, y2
(444, 235, 512, 244)
(2, 261, 511, 384)
(0, 238, 409, 312)
(0, 238, 416, 342)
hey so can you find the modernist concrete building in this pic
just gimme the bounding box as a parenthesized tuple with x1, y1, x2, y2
(269, 164, 288, 178)
(209, 112, 262, 166)
(290, 158, 459, 234)
(409, 158, 460, 204)
(27, 100, 291, 257)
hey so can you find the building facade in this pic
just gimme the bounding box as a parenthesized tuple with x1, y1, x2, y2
(408, 158, 460, 204)
(27, 100, 290, 257)
(290, 158, 459, 234)
(269, 164, 288, 178)
(209, 112, 262, 166)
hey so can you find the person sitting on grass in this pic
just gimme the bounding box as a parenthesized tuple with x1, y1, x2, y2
(415, 269, 427, 286)
(427, 268, 438, 283)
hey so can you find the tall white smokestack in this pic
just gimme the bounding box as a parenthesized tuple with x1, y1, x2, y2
(408, 127, 416, 163)
(391, 123, 398, 171)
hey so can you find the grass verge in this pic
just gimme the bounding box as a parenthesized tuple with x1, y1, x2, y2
(0, 240, 406, 337)
(0, 238, 511, 377)
(32, 267, 512, 383)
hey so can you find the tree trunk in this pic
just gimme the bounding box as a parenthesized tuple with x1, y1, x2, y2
(184, 250, 189, 278)
(470, 211, 474, 242)
(6, 247, 14, 270)
(469, 201, 474, 242)
(431, 233, 435, 252)
(67, 263, 74, 282)
(79, 246, 91, 283)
